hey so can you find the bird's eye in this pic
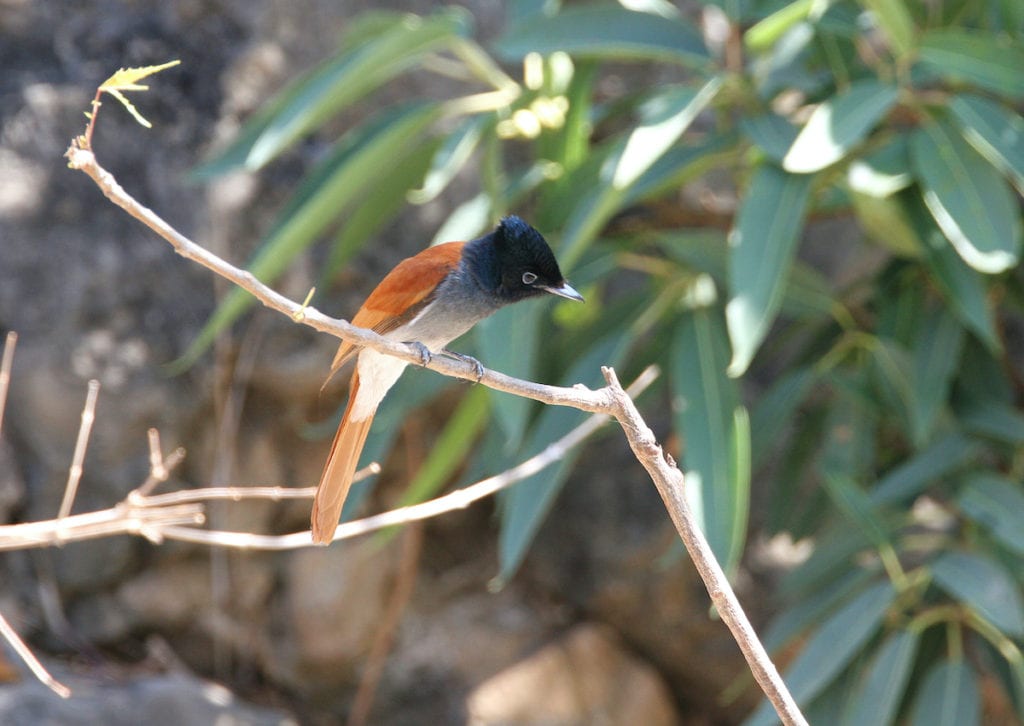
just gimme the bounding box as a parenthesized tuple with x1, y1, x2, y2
(522, 271, 538, 285)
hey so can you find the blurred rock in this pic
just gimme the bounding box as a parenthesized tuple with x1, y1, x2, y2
(269, 536, 402, 693)
(0, 665, 295, 726)
(466, 623, 679, 726)
(528, 434, 756, 721)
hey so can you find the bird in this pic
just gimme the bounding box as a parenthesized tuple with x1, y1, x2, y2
(311, 215, 584, 544)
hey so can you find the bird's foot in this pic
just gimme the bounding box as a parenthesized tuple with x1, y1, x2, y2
(404, 341, 433, 367)
(442, 349, 485, 382)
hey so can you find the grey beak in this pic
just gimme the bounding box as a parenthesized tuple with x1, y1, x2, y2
(541, 281, 585, 302)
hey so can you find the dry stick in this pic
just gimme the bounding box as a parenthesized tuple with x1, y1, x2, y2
(0, 612, 71, 699)
(65, 145, 807, 725)
(0, 332, 72, 699)
(0, 331, 17, 438)
(56, 380, 100, 522)
(601, 367, 804, 724)
(145, 385, 631, 550)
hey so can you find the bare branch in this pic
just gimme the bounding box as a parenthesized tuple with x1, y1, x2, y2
(64, 147, 615, 416)
(0, 611, 71, 699)
(64, 135, 807, 724)
(56, 380, 100, 522)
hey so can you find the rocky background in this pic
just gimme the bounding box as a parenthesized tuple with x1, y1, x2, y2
(0, 2, 763, 724)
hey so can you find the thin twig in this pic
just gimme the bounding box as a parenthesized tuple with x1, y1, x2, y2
(0, 331, 17, 437)
(64, 146, 616, 416)
(64, 133, 808, 724)
(600, 367, 807, 726)
(0, 611, 71, 699)
(144, 380, 633, 550)
(57, 380, 100, 522)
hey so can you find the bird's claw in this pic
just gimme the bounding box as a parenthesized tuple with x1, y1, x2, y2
(405, 341, 432, 367)
(443, 349, 485, 383)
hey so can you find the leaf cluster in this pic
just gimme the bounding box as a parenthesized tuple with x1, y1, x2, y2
(188, 1, 1024, 720)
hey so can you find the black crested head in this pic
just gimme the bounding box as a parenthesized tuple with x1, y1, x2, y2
(466, 215, 584, 304)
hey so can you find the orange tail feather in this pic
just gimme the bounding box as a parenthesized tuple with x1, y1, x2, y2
(311, 373, 373, 544)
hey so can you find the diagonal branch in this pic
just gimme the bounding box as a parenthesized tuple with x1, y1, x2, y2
(64, 140, 807, 725)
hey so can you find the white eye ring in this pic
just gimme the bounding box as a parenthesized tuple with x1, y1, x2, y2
(522, 271, 538, 285)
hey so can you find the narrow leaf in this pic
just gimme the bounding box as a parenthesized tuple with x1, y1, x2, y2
(196, 10, 467, 175)
(871, 432, 976, 505)
(918, 29, 1024, 98)
(740, 113, 798, 163)
(495, 6, 710, 67)
(323, 139, 440, 279)
(180, 103, 441, 366)
(726, 165, 813, 376)
(744, 581, 897, 726)
(823, 473, 890, 550)
(474, 304, 542, 451)
(911, 117, 1022, 274)
(399, 384, 491, 505)
(750, 367, 817, 465)
(910, 660, 980, 726)
(783, 80, 899, 173)
(958, 473, 1024, 556)
(611, 78, 722, 189)
(904, 193, 999, 351)
(932, 551, 1024, 636)
(948, 94, 1024, 194)
(857, 0, 915, 56)
(497, 336, 628, 583)
(841, 629, 920, 726)
(908, 304, 964, 444)
(672, 309, 748, 572)
(744, 0, 814, 54)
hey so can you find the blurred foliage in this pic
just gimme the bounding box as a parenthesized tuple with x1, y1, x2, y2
(191, 0, 1024, 721)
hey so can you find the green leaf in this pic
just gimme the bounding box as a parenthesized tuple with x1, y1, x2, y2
(671, 309, 748, 573)
(744, 0, 814, 54)
(910, 660, 980, 726)
(610, 79, 722, 189)
(904, 193, 999, 351)
(726, 164, 813, 376)
(474, 304, 542, 452)
(740, 113, 798, 163)
(846, 133, 913, 198)
(744, 581, 897, 726)
(823, 474, 890, 550)
(399, 384, 491, 506)
(911, 117, 1022, 274)
(494, 6, 710, 67)
(841, 629, 920, 726)
(559, 78, 723, 269)
(626, 132, 740, 203)
(948, 94, 1024, 195)
(783, 80, 899, 173)
(323, 137, 440, 280)
(180, 103, 442, 366)
(750, 367, 817, 465)
(850, 191, 922, 257)
(918, 29, 1024, 99)
(932, 551, 1024, 636)
(908, 304, 964, 444)
(958, 402, 1024, 445)
(496, 335, 628, 584)
(871, 432, 977, 505)
(958, 473, 1024, 557)
(408, 115, 488, 204)
(857, 0, 915, 56)
(195, 10, 468, 174)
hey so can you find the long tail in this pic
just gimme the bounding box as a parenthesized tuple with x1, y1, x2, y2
(311, 372, 374, 544)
